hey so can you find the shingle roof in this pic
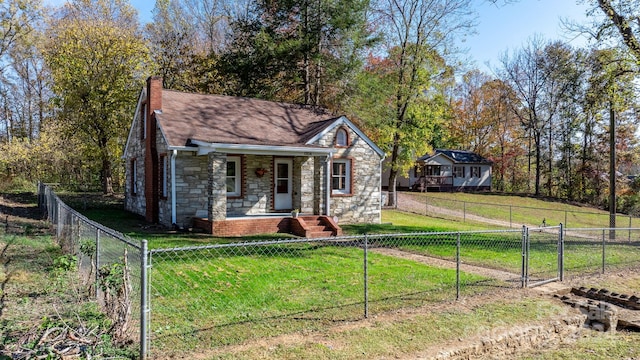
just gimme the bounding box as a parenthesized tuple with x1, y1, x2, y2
(417, 149, 493, 164)
(156, 90, 339, 148)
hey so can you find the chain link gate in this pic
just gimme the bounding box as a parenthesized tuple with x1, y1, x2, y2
(522, 225, 563, 287)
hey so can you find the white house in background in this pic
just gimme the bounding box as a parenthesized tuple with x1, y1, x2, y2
(382, 149, 493, 192)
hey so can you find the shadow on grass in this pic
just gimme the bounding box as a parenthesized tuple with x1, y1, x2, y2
(150, 277, 510, 347)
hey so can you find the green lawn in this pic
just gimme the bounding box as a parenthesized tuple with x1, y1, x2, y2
(148, 243, 497, 351)
(407, 191, 632, 228)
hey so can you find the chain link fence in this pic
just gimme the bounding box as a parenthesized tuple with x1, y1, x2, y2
(37, 183, 640, 359)
(38, 183, 144, 355)
(397, 192, 636, 229)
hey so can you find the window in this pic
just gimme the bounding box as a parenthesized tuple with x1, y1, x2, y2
(453, 166, 465, 178)
(426, 165, 441, 176)
(226, 156, 241, 196)
(332, 158, 352, 195)
(335, 128, 348, 147)
(131, 159, 137, 195)
(141, 103, 147, 140)
(160, 154, 168, 198)
(470, 166, 481, 178)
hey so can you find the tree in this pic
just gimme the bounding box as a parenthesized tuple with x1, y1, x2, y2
(499, 37, 580, 197)
(220, 0, 375, 107)
(358, 0, 474, 207)
(590, 0, 640, 63)
(347, 50, 452, 198)
(449, 71, 526, 192)
(43, 0, 149, 194)
(0, 0, 44, 143)
(449, 70, 496, 154)
(145, 0, 196, 90)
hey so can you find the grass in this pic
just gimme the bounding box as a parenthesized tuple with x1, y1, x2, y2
(148, 243, 497, 352)
(0, 233, 136, 359)
(201, 298, 568, 360)
(51, 190, 640, 358)
(344, 209, 500, 234)
(408, 191, 631, 228)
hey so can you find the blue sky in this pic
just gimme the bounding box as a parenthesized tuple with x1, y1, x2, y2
(466, 0, 591, 72)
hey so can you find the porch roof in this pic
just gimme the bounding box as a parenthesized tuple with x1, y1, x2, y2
(188, 140, 334, 156)
(417, 149, 493, 165)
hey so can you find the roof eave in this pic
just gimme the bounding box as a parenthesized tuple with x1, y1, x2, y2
(189, 140, 335, 157)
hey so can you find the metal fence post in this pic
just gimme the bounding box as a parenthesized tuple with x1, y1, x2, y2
(602, 229, 606, 274)
(140, 240, 149, 360)
(558, 223, 564, 282)
(56, 200, 61, 239)
(525, 226, 530, 288)
(363, 234, 369, 319)
(521, 225, 526, 288)
(456, 232, 460, 300)
(95, 229, 101, 298)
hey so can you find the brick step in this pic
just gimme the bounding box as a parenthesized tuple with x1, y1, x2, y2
(307, 231, 335, 239)
(307, 225, 329, 232)
(300, 217, 323, 225)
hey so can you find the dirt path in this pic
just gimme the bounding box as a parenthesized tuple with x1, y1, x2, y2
(371, 247, 521, 283)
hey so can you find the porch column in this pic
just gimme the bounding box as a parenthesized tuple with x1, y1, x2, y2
(325, 156, 331, 216)
(207, 152, 227, 222)
(297, 156, 314, 214)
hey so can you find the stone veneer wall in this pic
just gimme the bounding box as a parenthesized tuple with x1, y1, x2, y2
(123, 108, 146, 219)
(167, 153, 208, 228)
(312, 126, 382, 224)
(296, 156, 315, 214)
(227, 154, 272, 215)
(207, 152, 227, 222)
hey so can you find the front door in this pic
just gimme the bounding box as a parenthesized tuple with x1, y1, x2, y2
(274, 158, 293, 210)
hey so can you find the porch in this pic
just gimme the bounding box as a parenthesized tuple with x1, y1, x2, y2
(192, 213, 342, 238)
(412, 175, 454, 192)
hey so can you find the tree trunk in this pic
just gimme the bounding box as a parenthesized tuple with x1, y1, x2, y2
(387, 133, 401, 207)
(102, 156, 113, 194)
(534, 130, 541, 197)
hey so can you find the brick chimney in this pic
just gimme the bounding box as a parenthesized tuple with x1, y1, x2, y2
(144, 76, 163, 223)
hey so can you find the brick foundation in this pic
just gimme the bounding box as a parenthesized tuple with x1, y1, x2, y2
(193, 216, 292, 237)
(192, 215, 342, 237)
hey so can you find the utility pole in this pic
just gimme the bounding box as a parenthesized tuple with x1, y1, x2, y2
(609, 99, 616, 239)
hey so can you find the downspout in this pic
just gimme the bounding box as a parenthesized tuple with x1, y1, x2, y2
(325, 155, 331, 216)
(379, 154, 386, 223)
(171, 149, 177, 225)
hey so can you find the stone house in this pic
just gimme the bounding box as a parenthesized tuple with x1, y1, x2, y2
(123, 77, 385, 237)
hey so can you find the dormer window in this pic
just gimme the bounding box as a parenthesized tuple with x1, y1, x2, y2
(335, 127, 348, 147)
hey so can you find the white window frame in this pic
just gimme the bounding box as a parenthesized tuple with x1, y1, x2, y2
(226, 155, 241, 196)
(131, 159, 137, 195)
(470, 166, 481, 178)
(332, 158, 352, 195)
(335, 128, 348, 146)
(453, 165, 465, 178)
(160, 154, 168, 198)
(142, 103, 147, 140)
